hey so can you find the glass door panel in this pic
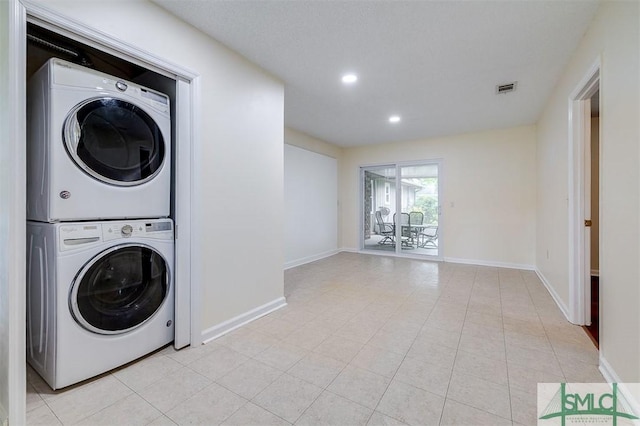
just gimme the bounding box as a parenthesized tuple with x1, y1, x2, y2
(399, 164, 439, 257)
(362, 166, 396, 252)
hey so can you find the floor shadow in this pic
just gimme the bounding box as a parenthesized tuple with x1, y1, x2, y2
(583, 275, 599, 348)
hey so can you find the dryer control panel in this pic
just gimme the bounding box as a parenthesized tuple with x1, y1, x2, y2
(51, 58, 170, 115)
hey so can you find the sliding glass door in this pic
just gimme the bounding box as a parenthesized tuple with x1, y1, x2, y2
(363, 166, 396, 252)
(361, 161, 440, 258)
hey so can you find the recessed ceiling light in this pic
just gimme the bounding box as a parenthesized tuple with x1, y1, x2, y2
(389, 115, 401, 123)
(342, 74, 358, 84)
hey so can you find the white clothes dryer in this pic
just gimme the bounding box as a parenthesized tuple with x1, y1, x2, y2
(27, 58, 171, 222)
(26, 218, 174, 390)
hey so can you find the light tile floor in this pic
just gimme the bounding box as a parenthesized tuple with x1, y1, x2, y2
(26, 253, 603, 425)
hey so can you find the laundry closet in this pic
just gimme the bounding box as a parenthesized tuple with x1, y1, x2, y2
(25, 22, 183, 390)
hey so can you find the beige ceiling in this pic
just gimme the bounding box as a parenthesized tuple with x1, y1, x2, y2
(154, 0, 600, 147)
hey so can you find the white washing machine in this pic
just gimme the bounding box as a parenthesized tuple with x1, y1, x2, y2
(27, 58, 171, 222)
(26, 218, 174, 390)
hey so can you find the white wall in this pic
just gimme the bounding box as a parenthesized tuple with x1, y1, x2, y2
(536, 1, 639, 383)
(340, 125, 537, 268)
(285, 128, 343, 252)
(34, 1, 285, 335)
(284, 144, 338, 268)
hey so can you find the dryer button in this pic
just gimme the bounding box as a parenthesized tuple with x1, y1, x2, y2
(115, 81, 128, 91)
(121, 225, 133, 237)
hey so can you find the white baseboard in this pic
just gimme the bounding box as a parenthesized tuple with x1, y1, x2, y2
(284, 249, 339, 270)
(599, 356, 640, 420)
(344, 248, 442, 262)
(339, 247, 359, 253)
(340, 248, 533, 269)
(591, 269, 600, 277)
(444, 256, 534, 271)
(599, 355, 620, 384)
(201, 297, 287, 344)
(535, 269, 572, 322)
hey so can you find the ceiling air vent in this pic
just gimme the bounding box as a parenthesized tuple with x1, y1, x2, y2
(496, 81, 517, 94)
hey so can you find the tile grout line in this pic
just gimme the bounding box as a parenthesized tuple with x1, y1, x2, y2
(442, 268, 514, 423)
(361, 263, 458, 425)
(437, 266, 476, 425)
(248, 270, 379, 425)
(520, 268, 570, 384)
(500, 268, 516, 425)
(299, 284, 405, 425)
(298, 269, 437, 425)
(286, 276, 382, 424)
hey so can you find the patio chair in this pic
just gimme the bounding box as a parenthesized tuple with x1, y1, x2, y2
(409, 211, 424, 244)
(394, 212, 414, 248)
(375, 210, 395, 245)
(418, 225, 439, 248)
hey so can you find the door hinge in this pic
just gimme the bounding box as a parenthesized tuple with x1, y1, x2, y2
(584, 219, 592, 227)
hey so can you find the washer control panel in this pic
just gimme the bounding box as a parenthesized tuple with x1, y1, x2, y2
(58, 220, 174, 251)
(103, 220, 173, 242)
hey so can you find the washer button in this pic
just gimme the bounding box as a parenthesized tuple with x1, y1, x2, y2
(115, 81, 128, 91)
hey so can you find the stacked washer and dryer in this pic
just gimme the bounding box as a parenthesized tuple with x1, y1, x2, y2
(26, 58, 175, 389)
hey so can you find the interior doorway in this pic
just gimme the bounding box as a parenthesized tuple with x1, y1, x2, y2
(584, 90, 600, 347)
(568, 59, 600, 348)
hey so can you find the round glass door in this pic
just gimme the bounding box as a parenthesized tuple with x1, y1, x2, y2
(70, 244, 169, 335)
(63, 97, 165, 186)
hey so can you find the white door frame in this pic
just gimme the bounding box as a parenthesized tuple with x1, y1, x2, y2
(359, 159, 443, 261)
(568, 57, 600, 325)
(2, 0, 27, 424)
(5, 2, 201, 421)
(21, 0, 200, 346)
